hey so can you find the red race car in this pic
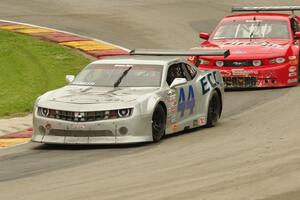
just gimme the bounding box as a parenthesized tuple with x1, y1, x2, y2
(188, 6, 300, 88)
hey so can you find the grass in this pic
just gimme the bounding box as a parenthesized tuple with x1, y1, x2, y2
(0, 29, 90, 117)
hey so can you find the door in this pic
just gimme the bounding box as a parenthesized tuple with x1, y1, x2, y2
(166, 62, 195, 131)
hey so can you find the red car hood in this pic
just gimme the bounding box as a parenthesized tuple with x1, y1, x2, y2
(200, 39, 291, 59)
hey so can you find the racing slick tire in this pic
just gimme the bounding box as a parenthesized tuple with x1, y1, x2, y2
(205, 90, 221, 128)
(152, 104, 166, 142)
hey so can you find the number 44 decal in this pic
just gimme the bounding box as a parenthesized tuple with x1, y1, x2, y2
(177, 85, 195, 117)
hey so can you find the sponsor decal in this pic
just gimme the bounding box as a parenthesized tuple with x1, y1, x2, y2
(167, 89, 177, 123)
(288, 56, 297, 60)
(289, 66, 297, 73)
(232, 69, 258, 76)
(168, 107, 176, 113)
(232, 61, 245, 66)
(167, 90, 176, 103)
(45, 123, 52, 130)
(288, 78, 298, 83)
(188, 56, 196, 62)
(193, 120, 198, 127)
(245, 20, 262, 23)
(170, 117, 177, 124)
(289, 72, 297, 77)
(200, 71, 219, 95)
(232, 50, 247, 54)
(171, 124, 178, 131)
(221, 41, 288, 49)
(75, 112, 85, 118)
(71, 124, 86, 129)
(220, 70, 232, 77)
(198, 117, 206, 126)
(114, 64, 133, 68)
(289, 60, 298, 65)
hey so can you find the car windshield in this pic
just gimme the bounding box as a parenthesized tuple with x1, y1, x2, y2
(212, 19, 290, 40)
(71, 63, 163, 87)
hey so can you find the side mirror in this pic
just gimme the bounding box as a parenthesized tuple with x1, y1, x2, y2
(199, 32, 210, 40)
(295, 32, 300, 39)
(170, 78, 187, 88)
(65, 75, 75, 83)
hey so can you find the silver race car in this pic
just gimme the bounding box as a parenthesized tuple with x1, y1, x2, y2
(32, 49, 229, 144)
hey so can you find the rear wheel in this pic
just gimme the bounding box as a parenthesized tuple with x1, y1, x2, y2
(205, 90, 221, 128)
(152, 104, 166, 142)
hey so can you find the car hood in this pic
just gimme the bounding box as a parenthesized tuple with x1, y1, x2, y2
(43, 85, 159, 104)
(200, 39, 291, 59)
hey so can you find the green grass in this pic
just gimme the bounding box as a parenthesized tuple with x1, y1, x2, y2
(0, 30, 90, 117)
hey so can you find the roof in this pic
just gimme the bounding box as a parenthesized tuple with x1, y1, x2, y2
(91, 55, 181, 66)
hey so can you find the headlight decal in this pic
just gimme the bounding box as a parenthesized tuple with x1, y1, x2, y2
(269, 57, 286, 64)
(216, 60, 224, 67)
(117, 109, 132, 118)
(252, 60, 262, 67)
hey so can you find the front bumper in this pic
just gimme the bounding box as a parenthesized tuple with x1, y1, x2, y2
(32, 110, 153, 144)
(200, 63, 298, 88)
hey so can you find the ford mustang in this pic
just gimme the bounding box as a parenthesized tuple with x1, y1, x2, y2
(32, 49, 229, 144)
(188, 6, 300, 88)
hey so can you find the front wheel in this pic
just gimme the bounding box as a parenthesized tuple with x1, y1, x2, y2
(205, 90, 221, 128)
(152, 104, 166, 142)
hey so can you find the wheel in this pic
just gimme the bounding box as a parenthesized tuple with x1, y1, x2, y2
(152, 104, 166, 142)
(205, 90, 221, 128)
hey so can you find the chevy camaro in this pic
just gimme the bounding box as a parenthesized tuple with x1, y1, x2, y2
(32, 49, 229, 144)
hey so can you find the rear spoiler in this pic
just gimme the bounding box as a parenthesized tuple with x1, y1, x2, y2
(232, 6, 300, 13)
(130, 49, 230, 58)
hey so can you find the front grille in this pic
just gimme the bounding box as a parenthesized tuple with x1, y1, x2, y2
(37, 107, 132, 122)
(49, 129, 114, 137)
(45, 110, 108, 122)
(223, 60, 253, 67)
(223, 77, 257, 88)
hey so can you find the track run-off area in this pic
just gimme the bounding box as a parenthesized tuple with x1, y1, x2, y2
(0, 1, 300, 200)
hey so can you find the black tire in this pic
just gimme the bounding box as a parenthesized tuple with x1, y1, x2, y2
(152, 104, 166, 142)
(205, 90, 221, 128)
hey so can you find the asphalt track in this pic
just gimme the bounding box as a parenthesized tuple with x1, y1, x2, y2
(0, 0, 300, 200)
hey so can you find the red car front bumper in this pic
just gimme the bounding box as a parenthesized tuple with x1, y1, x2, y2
(199, 62, 298, 88)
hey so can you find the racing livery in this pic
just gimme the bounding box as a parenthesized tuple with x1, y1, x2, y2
(188, 6, 300, 88)
(32, 49, 229, 144)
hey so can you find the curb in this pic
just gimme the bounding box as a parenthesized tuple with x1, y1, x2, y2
(0, 128, 33, 139)
(0, 20, 129, 59)
(0, 128, 33, 149)
(0, 19, 130, 142)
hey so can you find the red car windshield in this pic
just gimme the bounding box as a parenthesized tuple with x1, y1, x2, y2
(212, 19, 290, 40)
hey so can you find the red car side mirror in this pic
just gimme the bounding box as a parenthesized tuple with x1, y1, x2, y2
(295, 32, 300, 39)
(199, 32, 210, 40)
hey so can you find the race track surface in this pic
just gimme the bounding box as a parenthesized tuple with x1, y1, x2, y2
(0, 1, 300, 200)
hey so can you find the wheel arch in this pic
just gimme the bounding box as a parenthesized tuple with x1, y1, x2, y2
(213, 88, 223, 118)
(157, 101, 167, 118)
